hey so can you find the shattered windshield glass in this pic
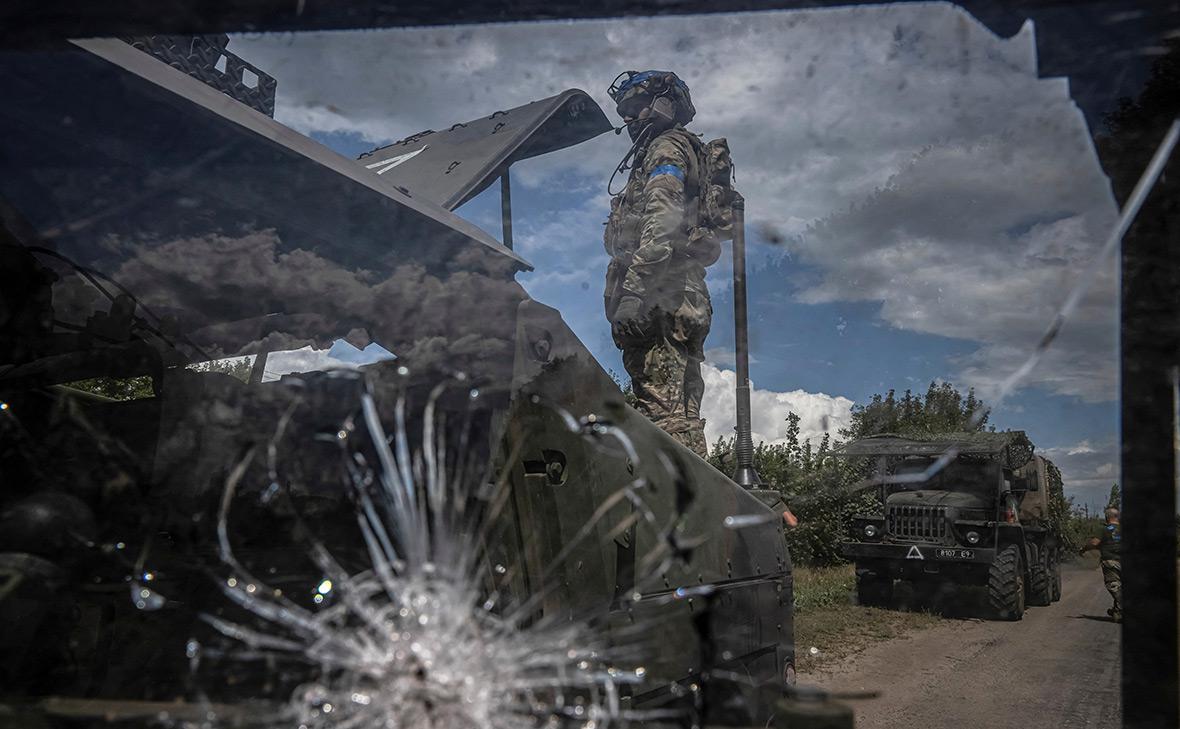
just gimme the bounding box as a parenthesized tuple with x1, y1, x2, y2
(2, 2, 1176, 728)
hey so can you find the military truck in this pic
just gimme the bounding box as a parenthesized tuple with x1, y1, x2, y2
(839, 432, 1063, 620)
(0, 36, 792, 726)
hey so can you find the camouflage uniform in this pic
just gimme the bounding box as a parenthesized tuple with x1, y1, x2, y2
(1098, 522, 1122, 620)
(604, 126, 719, 458)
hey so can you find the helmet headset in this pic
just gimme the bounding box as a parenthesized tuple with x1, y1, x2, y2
(608, 70, 695, 140)
(606, 70, 695, 193)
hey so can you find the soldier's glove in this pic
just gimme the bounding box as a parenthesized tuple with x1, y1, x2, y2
(612, 295, 648, 339)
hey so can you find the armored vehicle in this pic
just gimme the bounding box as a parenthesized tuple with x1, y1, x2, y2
(839, 432, 1063, 620)
(0, 36, 792, 726)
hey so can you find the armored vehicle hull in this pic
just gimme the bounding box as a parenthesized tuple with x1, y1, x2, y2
(0, 37, 792, 726)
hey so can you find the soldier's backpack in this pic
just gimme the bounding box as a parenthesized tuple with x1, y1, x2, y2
(686, 137, 739, 265)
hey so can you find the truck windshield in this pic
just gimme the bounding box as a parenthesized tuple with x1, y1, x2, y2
(890, 458, 1000, 497)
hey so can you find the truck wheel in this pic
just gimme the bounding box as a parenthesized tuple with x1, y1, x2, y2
(1028, 545, 1052, 607)
(988, 544, 1025, 620)
(856, 570, 894, 608)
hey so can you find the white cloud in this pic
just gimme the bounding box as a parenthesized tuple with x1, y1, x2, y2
(794, 129, 1118, 402)
(260, 342, 396, 382)
(700, 363, 853, 448)
(704, 347, 736, 368)
(229, 1, 1119, 406)
(704, 347, 760, 368)
(1040, 439, 1120, 512)
(512, 194, 611, 264)
(229, 4, 1054, 213)
(262, 345, 361, 381)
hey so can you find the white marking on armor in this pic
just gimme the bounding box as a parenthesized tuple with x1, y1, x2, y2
(365, 145, 428, 174)
(907, 546, 925, 560)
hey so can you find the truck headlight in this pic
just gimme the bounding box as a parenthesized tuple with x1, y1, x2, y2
(864, 524, 879, 538)
(965, 530, 981, 545)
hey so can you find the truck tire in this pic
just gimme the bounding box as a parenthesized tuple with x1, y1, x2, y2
(856, 570, 894, 608)
(988, 544, 1025, 620)
(1028, 545, 1052, 607)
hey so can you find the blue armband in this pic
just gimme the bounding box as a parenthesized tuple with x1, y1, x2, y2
(649, 164, 685, 182)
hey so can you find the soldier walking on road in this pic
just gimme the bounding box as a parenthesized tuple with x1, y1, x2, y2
(603, 70, 727, 459)
(1080, 506, 1122, 622)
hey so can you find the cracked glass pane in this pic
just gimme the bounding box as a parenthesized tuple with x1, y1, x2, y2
(2, 3, 1176, 727)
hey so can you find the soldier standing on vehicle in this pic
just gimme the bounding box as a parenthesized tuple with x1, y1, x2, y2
(1080, 507, 1122, 622)
(603, 70, 728, 459)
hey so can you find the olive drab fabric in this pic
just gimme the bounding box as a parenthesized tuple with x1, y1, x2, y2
(1101, 559, 1122, 619)
(696, 137, 739, 244)
(1098, 521, 1121, 561)
(604, 127, 716, 307)
(604, 125, 720, 458)
(1098, 522, 1121, 619)
(613, 291, 712, 458)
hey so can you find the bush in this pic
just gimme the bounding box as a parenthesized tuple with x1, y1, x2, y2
(708, 416, 877, 567)
(1062, 508, 1105, 555)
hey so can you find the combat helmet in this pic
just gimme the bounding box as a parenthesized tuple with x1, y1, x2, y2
(607, 70, 696, 141)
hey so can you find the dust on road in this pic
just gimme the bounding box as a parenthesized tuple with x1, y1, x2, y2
(805, 562, 1120, 729)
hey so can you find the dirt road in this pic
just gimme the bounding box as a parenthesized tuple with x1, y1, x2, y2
(806, 563, 1120, 729)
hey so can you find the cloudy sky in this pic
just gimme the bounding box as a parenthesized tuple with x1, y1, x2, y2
(230, 2, 1122, 510)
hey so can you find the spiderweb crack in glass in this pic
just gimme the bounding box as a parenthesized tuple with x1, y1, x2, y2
(194, 374, 701, 729)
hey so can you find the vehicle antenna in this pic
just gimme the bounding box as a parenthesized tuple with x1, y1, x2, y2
(730, 196, 761, 488)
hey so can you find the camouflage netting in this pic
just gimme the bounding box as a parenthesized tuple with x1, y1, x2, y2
(1043, 457, 1074, 548)
(835, 430, 1035, 470)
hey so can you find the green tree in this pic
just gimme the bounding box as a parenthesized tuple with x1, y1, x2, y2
(842, 380, 989, 440)
(66, 357, 252, 401)
(65, 375, 155, 400)
(783, 412, 801, 461)
(188, 357, 252, 383)
(1106, 483, 1121, 511)
(1061, 501, 1105, 555)
(1044, 459, 1084, 552)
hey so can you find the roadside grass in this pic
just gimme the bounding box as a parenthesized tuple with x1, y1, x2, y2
(793, 563, 856, 612)
(793, 564, 941, 674)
